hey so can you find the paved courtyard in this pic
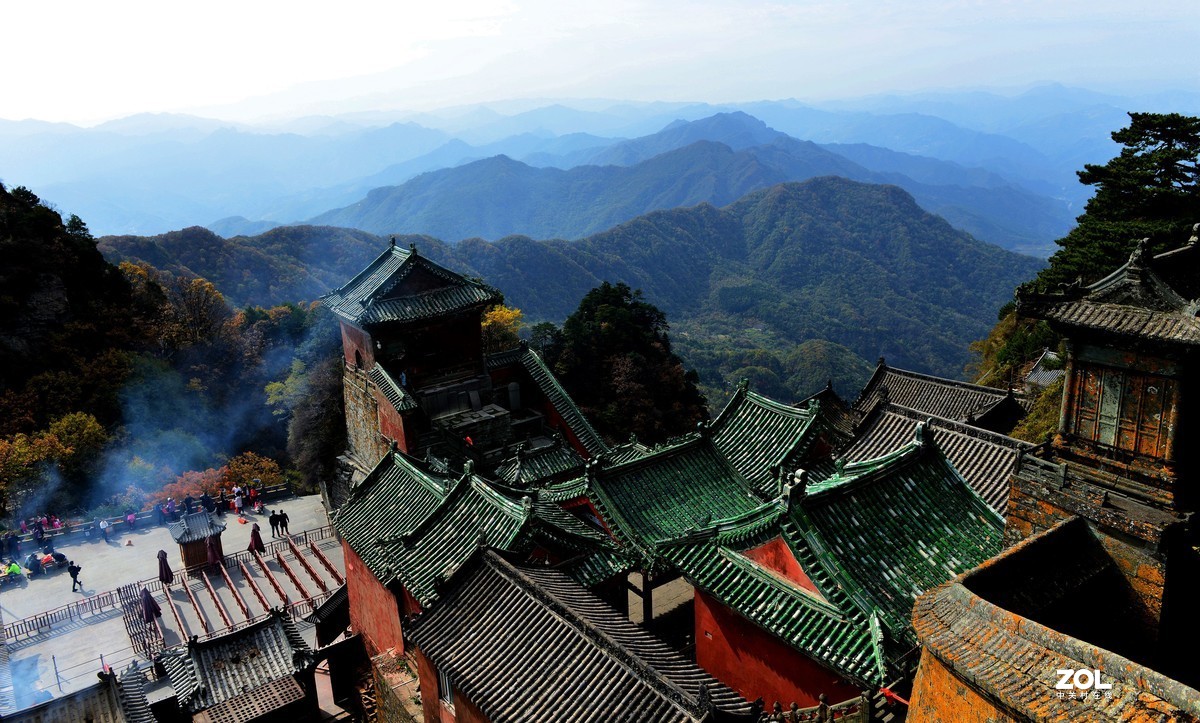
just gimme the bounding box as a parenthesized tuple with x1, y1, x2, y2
(0, 494, 343, 710)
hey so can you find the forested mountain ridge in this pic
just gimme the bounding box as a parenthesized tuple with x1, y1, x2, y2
(309, 116, 1072, 255)
(102, 177, 1044, 398)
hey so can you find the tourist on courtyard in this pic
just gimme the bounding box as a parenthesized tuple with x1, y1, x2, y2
(248, 523, 266, 554)
(278, 510, 290, 536)
(5, 559, 22, 577)
(68, 560, 82, 591)
(125, 509, 137, 529)
(234, 492, 244, 517)
(140, 587, 161, 623)
(98, 517, 110, 542)
(157, 549, 174, 586)
(183, 494, 194, 515)
(165, 498, 177, 521)
(268, 510, 280, 538)
(216, 490, 227, 516)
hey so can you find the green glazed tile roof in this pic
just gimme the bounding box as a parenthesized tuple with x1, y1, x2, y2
(369, 363, 418, 412)
(381, 477, 530, 605)
(588, 436, 765, 552)
(520, 348, 609, 457)
(710, 385, 820, 497)
(494, 440, 585, 486)
(320, 242, 501, 327)
(335, 449, 619, 606)
(656, 507, 889, 687)
(557, 549, 640, 587)
(795, 434, 1004, 645)
(331, 449, 452, 578)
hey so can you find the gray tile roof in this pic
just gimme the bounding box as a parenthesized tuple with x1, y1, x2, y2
(854, 362, 1022, 422)
(843, 403, 1029, 513)
(1019, 239, 1200, 347)
(408, 549, 758, 723)
(368, 364, 417, 412)
(168, 512, 227, 544)
(158, 611, 313, 714)
(320, 242, 501, 328)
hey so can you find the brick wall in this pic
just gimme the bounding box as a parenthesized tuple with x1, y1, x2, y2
(694, 589, 863, 709)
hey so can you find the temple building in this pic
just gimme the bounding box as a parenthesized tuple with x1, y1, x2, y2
(908, 235, 1200, 721)
(321, 240, 1046, 722)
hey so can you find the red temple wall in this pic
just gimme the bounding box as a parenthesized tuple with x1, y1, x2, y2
(742, 536, 822, 597)
(416, 648, 491, 723)
(374, 390, 411, 455)
(340, 322, 375, 369)
(694, 590, 862, 709)
(343, 541, 406, 655)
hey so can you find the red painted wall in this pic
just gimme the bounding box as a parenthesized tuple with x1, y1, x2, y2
(374, 388, 412, 454)
(416, 648, 491, 723)
(340, 322, 375, 369)
(694, 589, 863, 709)
(343, 541, 406, 655)
(742, 536, 823, 598)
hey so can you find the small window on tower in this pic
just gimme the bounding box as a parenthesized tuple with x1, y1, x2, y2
(438, 667, 455, 710)
(354, 350, 363, 369)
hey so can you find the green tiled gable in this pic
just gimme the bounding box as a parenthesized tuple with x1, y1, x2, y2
(332, 450, 451, 577)
(520, 348, 610, 457)
(710, 385, 820, 497)
(335, 449, 621, 606)
(495, 440, 585, 486)
(320, 243, 501, 327)
(658, 514, 888, 687)
(589, 436, 765, 551)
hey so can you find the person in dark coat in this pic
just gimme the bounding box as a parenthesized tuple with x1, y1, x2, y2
(200, 493, 214, 513)
(248, 523, 266, 554)
(140, 587, 161, 623)
(268, 511, 280, 538)
(278, 510, 290, 536)
(157, 549, 174, 586)
(216, 490, 227, 517)
(183, 495, 194, 515)
(68, 560, 82, 591)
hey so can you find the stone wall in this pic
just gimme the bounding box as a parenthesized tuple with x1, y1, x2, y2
(908, 651, 1019, 723)
(343, 363, 388, 469)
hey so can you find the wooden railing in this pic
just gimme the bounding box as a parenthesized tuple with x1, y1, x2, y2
(4, 524, 340, 643)
(759, 695, 869, 722)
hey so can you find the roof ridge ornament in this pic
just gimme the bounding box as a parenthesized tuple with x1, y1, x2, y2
(409, 241, 418, 256)
(1189, 222, 1199, 245)
(1128, 238, 1149, 269)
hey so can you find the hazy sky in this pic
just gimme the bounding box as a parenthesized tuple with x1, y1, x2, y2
(6, 0, 1198, 124)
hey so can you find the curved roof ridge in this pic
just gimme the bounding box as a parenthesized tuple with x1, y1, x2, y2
(805, 437, 926, 498)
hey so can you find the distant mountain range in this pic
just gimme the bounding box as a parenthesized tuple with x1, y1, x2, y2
(9, 84, 1190, 253)
(310, 113, 1073, 255)
(100, 178, 1044, 397)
